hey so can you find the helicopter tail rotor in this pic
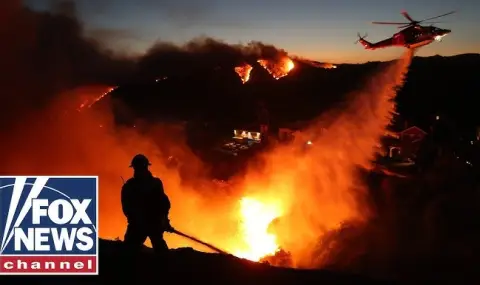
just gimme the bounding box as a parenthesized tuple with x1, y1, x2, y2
(354, 32, 368, 44)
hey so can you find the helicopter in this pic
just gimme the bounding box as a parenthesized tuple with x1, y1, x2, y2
(356, 11, 455, 50)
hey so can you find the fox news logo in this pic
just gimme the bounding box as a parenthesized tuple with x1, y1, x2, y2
(0, 176, 98, 275)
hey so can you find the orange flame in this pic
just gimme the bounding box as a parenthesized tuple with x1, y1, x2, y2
(233, 197, 282, 261)
(234, 63, 253, 84)
(257, 57, 295, 80)
(322, 63, 337, 69)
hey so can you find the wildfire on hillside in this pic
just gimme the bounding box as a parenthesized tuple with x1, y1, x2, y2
(234, 63, 253, 84)
(257, 57, 295, 80)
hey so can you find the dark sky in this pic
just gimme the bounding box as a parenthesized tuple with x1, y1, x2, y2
(25, 0, 479, 63)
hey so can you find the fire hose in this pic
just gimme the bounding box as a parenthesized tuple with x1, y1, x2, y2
(170, 228, 231, 255)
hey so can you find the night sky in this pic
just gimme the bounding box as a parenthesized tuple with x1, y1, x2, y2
(25, 0, 479, 63)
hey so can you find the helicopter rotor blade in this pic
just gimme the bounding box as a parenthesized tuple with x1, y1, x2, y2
(418, 11, 455, 23)
(396, 21, 445, 28)
(372, 11, 454, 29)
(372, 21, 410, 25)
(401, 11, 415, 22)
(397, 23, 418, 28)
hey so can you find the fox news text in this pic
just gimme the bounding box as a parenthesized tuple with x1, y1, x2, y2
(0, 176, 98, 275)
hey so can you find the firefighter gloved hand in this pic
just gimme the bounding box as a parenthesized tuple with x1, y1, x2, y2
(165, 218, 175, 233)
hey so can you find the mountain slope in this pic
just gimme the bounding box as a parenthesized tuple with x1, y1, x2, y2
(109, 53, 480, 129)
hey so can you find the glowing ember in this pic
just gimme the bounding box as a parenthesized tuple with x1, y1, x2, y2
(234, 197, 282, 261)
(234, 63, 253, 84)
(156, 76, 168, 82)
(257, 57, 295, 80)
(77, 86, 117, 111)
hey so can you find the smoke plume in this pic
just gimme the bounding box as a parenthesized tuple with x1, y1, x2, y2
(138, 37, 289, 78)
(235, 49, 414, 267)
(0, 1, 133, 130)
